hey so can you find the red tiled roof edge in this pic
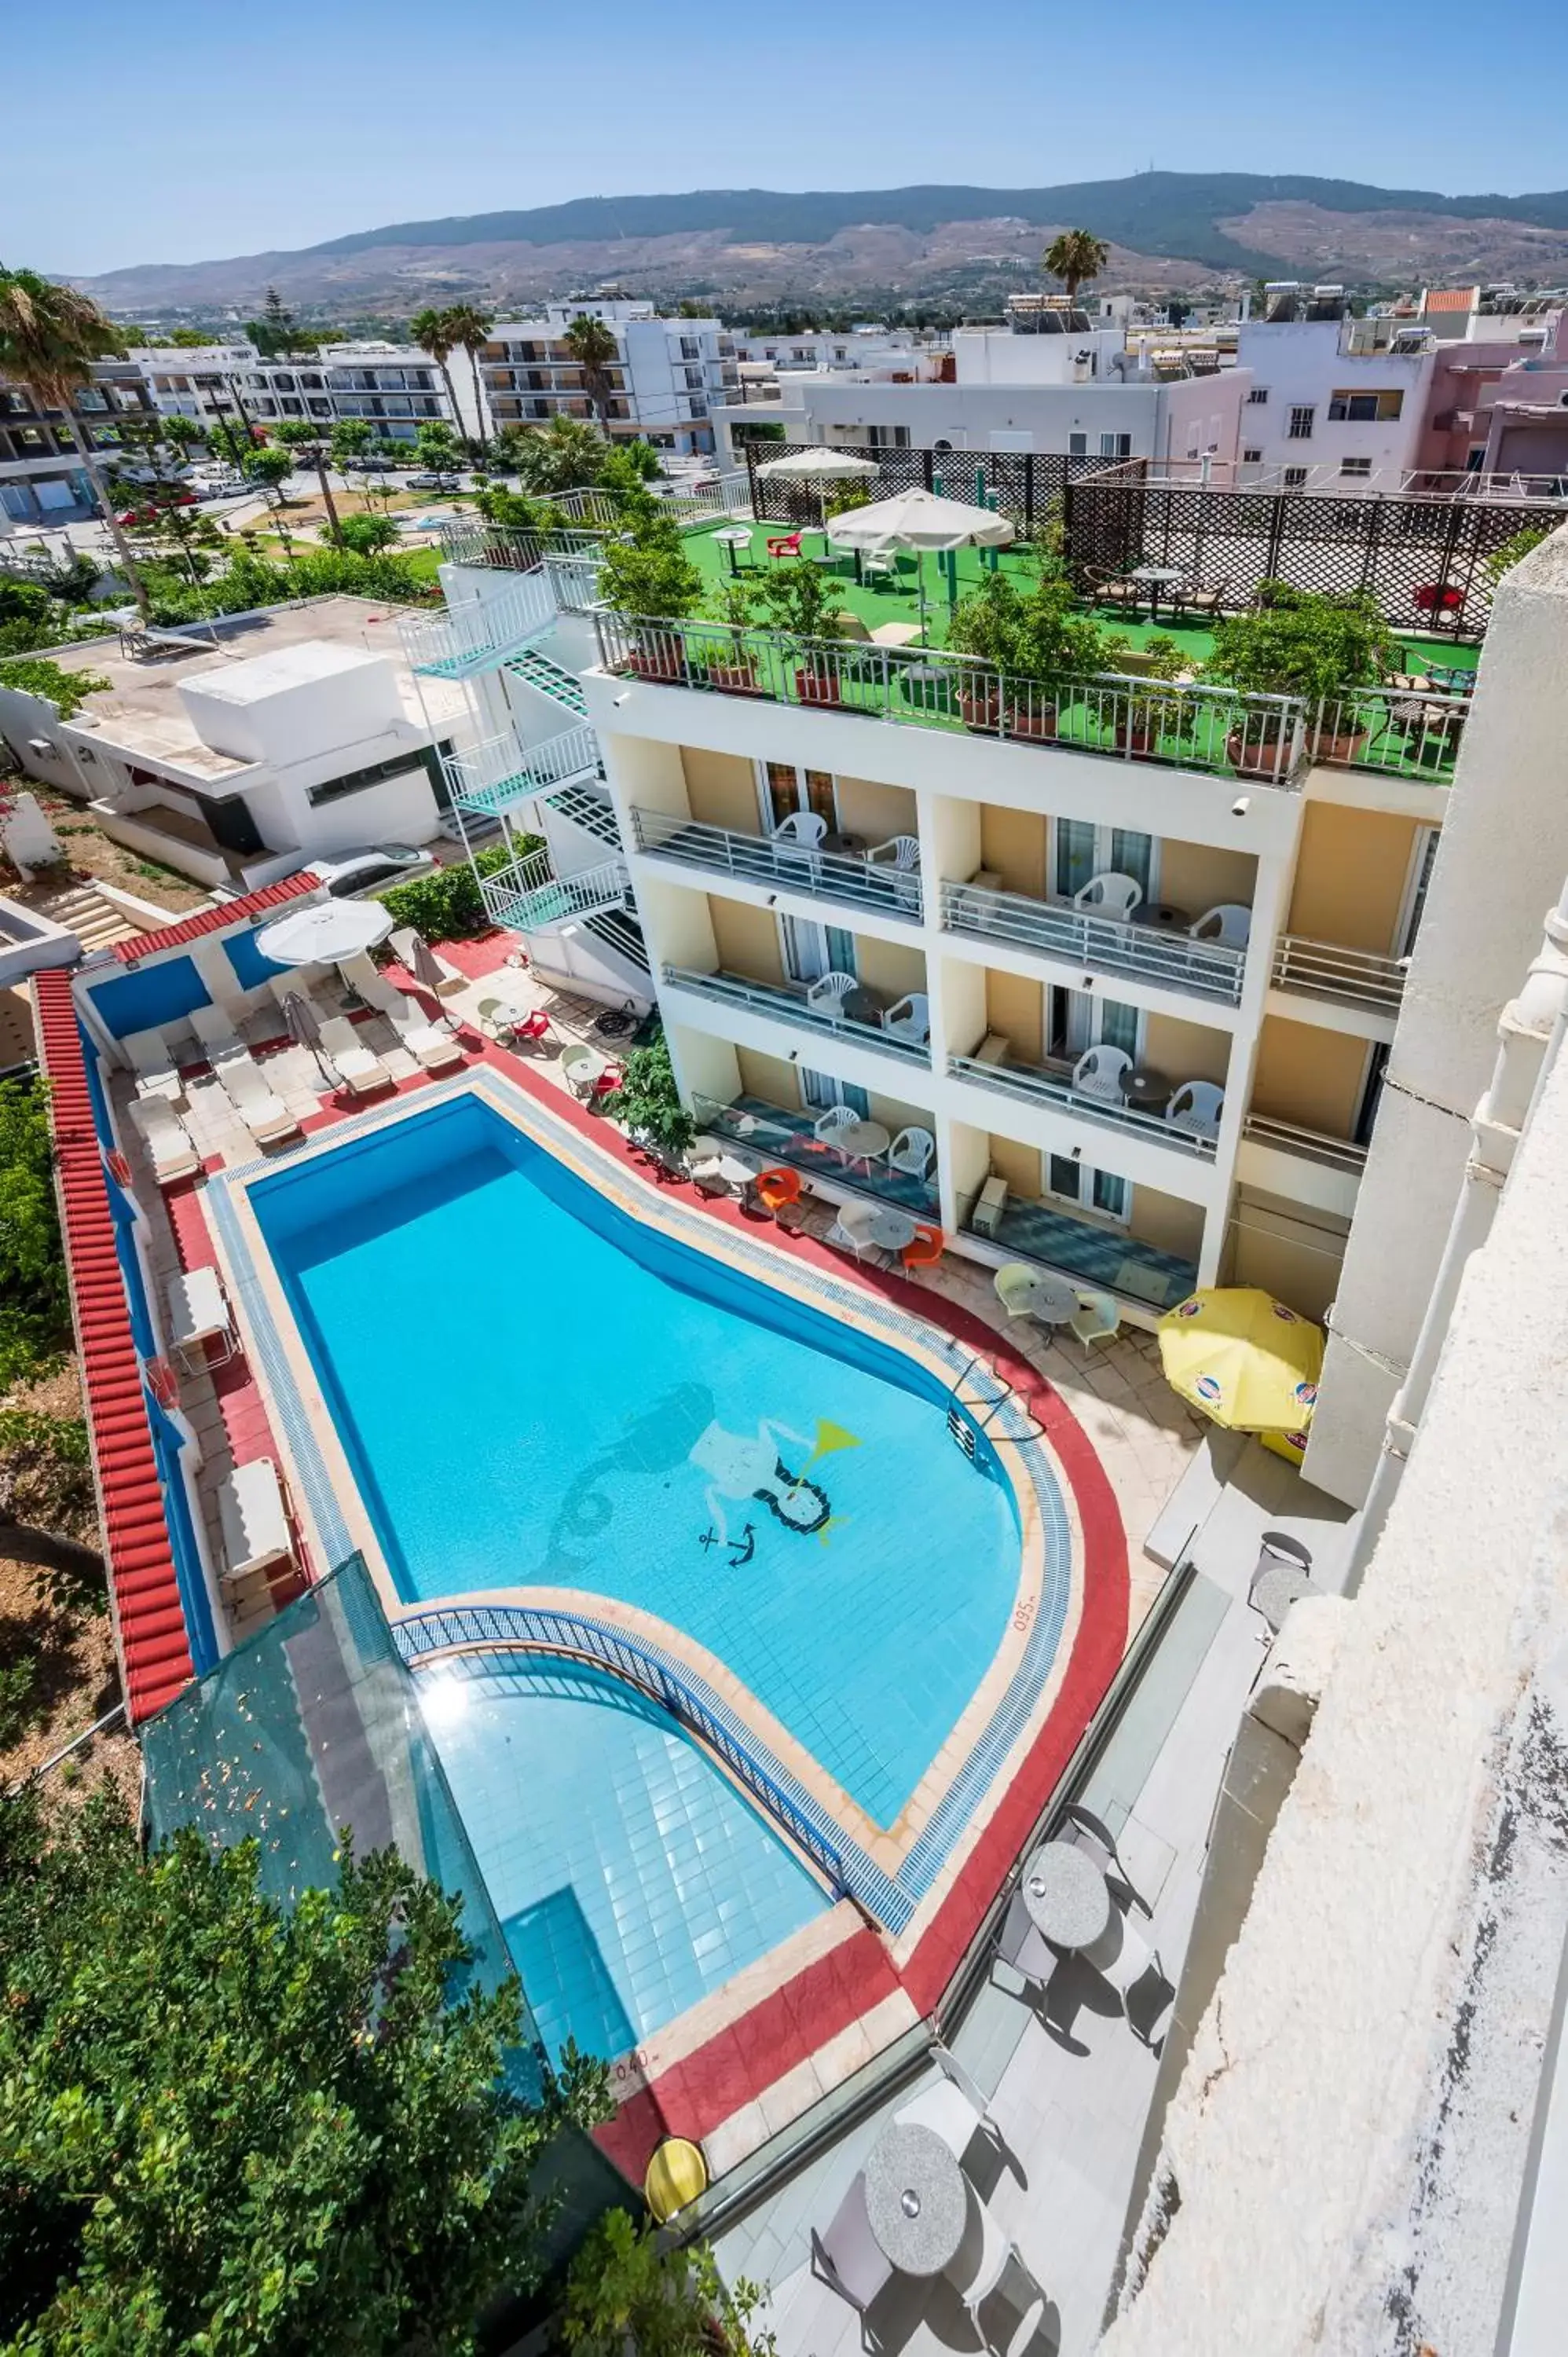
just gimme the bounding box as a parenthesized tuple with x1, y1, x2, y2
(110, 869, 320, 964)
(32, 970, 195, 1721)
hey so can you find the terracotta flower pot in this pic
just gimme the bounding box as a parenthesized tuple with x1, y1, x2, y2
(709, 661, 760, 695)
(1310, 724, 1369, 764)
(959, 688, 1001, 731)
(631, 645, 683, 684)
(796, 666, 841, 707)
(1006, 701, 1058, 742)
(1227, 724, 1290, 778)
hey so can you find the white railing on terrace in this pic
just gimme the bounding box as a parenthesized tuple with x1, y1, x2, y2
(1273, 933, 1408, 1014)
(481, 849, 627, 932)
(1307, 683, 1469, 783)
(398, 574, 555, 676)
(630, 806, 923, 922)
(661, 966, 932, 1068)
(544, 553, 605, 613)
(437, 519, 603, 571)
(942, 879, 1247, 1006)
(948, 1050, 1220, 1159)
(1242, 1112, 1369, 1174)
(596, 613, 1307, 788)
(444, 722, 599, 818)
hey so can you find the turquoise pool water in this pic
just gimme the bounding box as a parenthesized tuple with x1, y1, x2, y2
(418, 1652, 830, 2065)
(248, 1092, 1020, 1828)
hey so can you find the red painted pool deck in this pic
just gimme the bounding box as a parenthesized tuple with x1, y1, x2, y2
(49, 940, 1127, 2179)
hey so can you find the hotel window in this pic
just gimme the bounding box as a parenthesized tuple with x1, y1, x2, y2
(680, 336, 701, 361)
(1328, 388, 1403, 422)
(1288, 405, 1315, 439)
(1283, 465, 1309, 487)
(1100, 431, 1132, 458)
(866, 424, 910, 447)
(1339, 456, 1372, 478)
(1247, 387, 1269, 404)
(1068, 431, 1087, 456)
(1243, 447, 1264, 464)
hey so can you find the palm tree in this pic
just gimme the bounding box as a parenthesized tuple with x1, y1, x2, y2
(440, 303, 493, 456)
(562, 313, 621, 433)
(0, 266, 150, 614)
(408, 307, 463, 443)
(515, 412, 609, 496)
(1042, 229, 1110, 309)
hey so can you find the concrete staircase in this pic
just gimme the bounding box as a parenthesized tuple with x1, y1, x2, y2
(47, 882, 142, 952)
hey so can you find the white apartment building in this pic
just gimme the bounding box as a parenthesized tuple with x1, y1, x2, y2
(1230, 299, 1436, 490)
(478, 301, 738, 456)
(727, 327, 921, 374)
(130, 340, 462, 444)
(0, 359, 159, 532)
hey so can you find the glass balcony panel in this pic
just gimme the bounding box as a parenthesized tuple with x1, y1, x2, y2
(948, 1051, 1219, 1159)
(967, 1197, 1196, 1310)
(693, 1098, 939, 1219)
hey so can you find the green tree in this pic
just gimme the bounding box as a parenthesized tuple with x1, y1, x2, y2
(244, 285, 316, 359)
(413, 419, 463, 478)
(0, 1787, 610, 2352)
(269, 418, 345, 545)
(595, 505, 702, 622)
(102, 413, 227, 588)
(562, 2211, 774, 2357)
(337, 511, 398, 554)
(612, 1036, 694, 1159)
(562, 315, 621, 433)
(440, 303, 493, 455)
(1042, 229, 1110, 306)
(0, 1076, 71, 1392)
(514, 413, 610, 496)
(408, 307, 464, 434)
(0, 268, 148, 616)
(241, 442, 297, 516)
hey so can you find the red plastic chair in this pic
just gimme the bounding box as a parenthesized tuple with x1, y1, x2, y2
(1413, 583, 1464, 616)
(766, 532, 803, 559)
(515, 1009, 553, 1047)
(901, 1225, 945, 1271)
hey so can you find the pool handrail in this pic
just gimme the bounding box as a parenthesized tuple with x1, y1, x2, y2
(394, 1600, 855, 1906)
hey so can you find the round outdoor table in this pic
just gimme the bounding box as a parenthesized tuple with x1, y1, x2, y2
(1121, 1067, 1173, 1115)
(713, 526, 753, 577)
(1253, 1562, 1317, 1632)
(1020, 1840, 1112, 1950)
(1018, 1272, 1078, 1325)
(863, 2123, 969, 2278)
(864, 1205, 918, 1252)
(1128, 902, 1190, 930)
(835, 1118, 891, 1169)
(821, 830, 866, 859)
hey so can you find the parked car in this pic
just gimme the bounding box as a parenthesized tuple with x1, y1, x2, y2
(348, 454, 402, 473)
(115, 491, 197, 525)
(405, 473, 461, 492)
(307, 844, 435, 900)
(197, 478, 252, 500)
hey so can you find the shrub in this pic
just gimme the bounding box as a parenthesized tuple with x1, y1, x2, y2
(379, 839, 539, 941)
(749, 557, 844, 641)
(0, 657, 110, 721)
(1484, 523, 1552, 588)
(336, 512, 399, 555)
(1203, 585, 1395, 703)
(562, 2211, 774, 2357)
(596, 509, 704, 623)
(614, 1034, 694, 1159)
(0, 1079, 71, 1388)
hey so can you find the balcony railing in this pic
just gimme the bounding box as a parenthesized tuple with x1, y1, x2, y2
(444, 722, 600, 819)
(399, 575, 556, 678)
(962, 1200, 1196, 1313)
(691, 1095, 940, 1219)
(598, 613, 1306, 786)
(1243, 1112, 1368, 1175)
(942, 880, 1247, 1006)
(437, 519, 603, 574)
(948, 1050, 1219, 1160)
(631, 806, 924, 922)
(481, 848, 627, 933)
(1272, 933, 1407, 1015)
(661, 966, 932, 1069)
(1308, 684, 1470, 784)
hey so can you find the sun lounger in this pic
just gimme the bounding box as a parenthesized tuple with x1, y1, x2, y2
(165, 1265, 236, 1368)
(336, 951, 404, 1014)
(218, 1053, 299, 1144)
(217, 1457, 295, 1583)
(387, 928, 467, 997)
(189, 1002, 246, 1065)
(127, 1095, 200, 1184)
(123, 1027, 184, 1102)
(317, 1015, 392, 1095)
(379, 990, 466, 1072)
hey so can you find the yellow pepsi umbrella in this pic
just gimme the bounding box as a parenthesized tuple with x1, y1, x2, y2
(1157, 1288, 1323, 1433)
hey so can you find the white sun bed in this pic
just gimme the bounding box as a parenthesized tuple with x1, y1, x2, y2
(123, 1027, 183, 1102)
(127, 1095, 200, 1183)
(376, 988, 466, 1072)
(217, 1053, 299, 1144)
(317, 1014, 392, 1094)
(166, 1265, 236, 1368)
(217, 1457, 294, 1583)
(388, 927, 467, 997)
(336, 950, 405, 1014)
(189, 1002, 246, 1065)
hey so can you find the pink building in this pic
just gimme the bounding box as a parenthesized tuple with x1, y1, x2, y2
(1416, 311, 1568, 487)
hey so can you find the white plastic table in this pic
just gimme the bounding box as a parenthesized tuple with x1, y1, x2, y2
(833, 1118, 891, 1173)
(864, 1205, 918, 1252)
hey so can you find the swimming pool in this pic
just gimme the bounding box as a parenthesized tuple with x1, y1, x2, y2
(247, 1088, 1022, 1830)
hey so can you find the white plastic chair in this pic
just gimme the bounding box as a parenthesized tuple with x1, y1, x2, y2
(771, 808, 826, 849)
(944, 2195, 1044, 2337)
(1166, 1079, 1225, 1140)
(812, 1102, 861, 1157)
(809, 2173, 893, 2348)
(866, 832, 921, 908)
(1189, 903, 1251, 948)
(880, 992, 930, 1047)
(1068, 1289, 1121, 1353)
(1072, 1043, 1134, 1102)
(805, 970, 859, 1018)
(123, 1028, 182, 1102)
(825, 1200, 885, 1261)
(887, 1125, 935, 1181)
(1079, 1902, 1176, 2047)
(1074, 871, 1143, 919)
(559, 1043, 608, 1100)
(894, 2043, 1002, 2167)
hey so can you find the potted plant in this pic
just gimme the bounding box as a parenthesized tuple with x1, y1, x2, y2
(751, 559, 848, 706)
(1203, 585, 1396, 772)
(946, 570, 1020, 729)
(705, 578, 761, 692)
(1007, 577, 1108, 741)
(1105, 631, 1189, 756)
(595, 511, 704, 681)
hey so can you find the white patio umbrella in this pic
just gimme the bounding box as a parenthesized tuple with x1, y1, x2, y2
(255, 896, 394, 966)
(826, 489, 1016, 637)
(755, 449, 878, 540)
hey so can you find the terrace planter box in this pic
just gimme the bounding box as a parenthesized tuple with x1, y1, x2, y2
(1311, 722, 1370, 764)
(1227, 724, 1292, 779)
(1006, 700, 1058, 742)
(795, 666, 842, 708)
(959, 687, 1002, 731)
(630, 645, 685, 684)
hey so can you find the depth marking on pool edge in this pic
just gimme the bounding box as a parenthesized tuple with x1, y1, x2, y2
(203, 1070, 1085, 1929)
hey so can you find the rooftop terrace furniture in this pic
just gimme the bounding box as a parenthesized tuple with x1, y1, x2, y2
(1178, 583, 1225, 619)
(1166, 1078, 1225, 1140)
(870, 619, 922, 647)
(988, 1880, 1061, 2004)
(881, 992, 930, 1048)
(384, 993, 466, 1072)
(217, 1457, 295, 1585)
(806, 970, 859, 1018)
(894, 2041, 1003, 2169)
(1190, 903, 1252, 948)
(126, 1095, 200, 1185)
(317, 1014, 391, 1096)
(218, 1054, 299, 1146)
(766, 531, 802, 559)
(165, 1265, 235, 1370)
(123, 1027, 183, 1102)
(810, 2175, 894, 2349)
(1075, 871, 1143, 920)
(189, 1002, 246, 1065)
(887, 1124, 936, 1181)
(971, 1173, 1009, 1238)
(1100, 577, 1142, 610)
(1072, 1043, 1134, 1103)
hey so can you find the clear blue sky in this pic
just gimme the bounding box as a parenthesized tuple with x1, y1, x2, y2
(11, 0, 1567, 276)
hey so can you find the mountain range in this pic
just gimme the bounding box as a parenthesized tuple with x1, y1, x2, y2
(75, 174, 1568, 318)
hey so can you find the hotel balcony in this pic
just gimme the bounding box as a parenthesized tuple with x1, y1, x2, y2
(631, 806, 923, 926)
(948, 1042, 1220, 1161)
(1272, 933, 1407, 1023)
(941, 878, 1248, 1009)
(661, 965, 932, 1074)
(965, 1191, 1198, 1313)
(691, 1095, 940, 1222)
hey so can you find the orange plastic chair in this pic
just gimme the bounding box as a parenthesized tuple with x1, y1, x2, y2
(901, 1225, 944, 1270)
(755, 1167, 801, 1211)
